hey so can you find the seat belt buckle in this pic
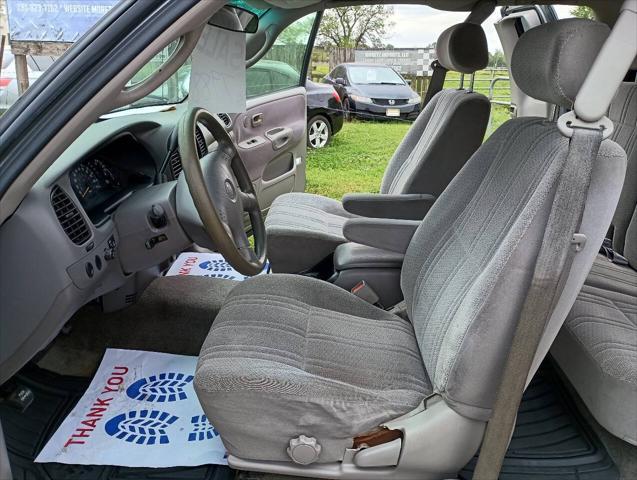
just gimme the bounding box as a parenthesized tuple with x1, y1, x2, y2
(351, 281, 381, 306)
(601, 245, 630, 266)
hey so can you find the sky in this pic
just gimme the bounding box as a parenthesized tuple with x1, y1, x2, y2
(385, 4, 575, 52)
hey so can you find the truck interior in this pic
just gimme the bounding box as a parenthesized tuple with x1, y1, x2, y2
(0, 1, 635, 479)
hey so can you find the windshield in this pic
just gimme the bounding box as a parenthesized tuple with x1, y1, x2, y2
(348, 66, 405, 85)
(114, 40, 191, 112)
(114, 0, 270, 112)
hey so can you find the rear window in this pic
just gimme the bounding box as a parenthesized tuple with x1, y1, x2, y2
(348, 66, 405, 85)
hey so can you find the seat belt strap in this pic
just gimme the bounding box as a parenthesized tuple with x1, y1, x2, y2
(473, 126, 603, 479)
(423, 60, 448, 106)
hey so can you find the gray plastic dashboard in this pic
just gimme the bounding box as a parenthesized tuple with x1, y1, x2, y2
(0, 103, 218, 384)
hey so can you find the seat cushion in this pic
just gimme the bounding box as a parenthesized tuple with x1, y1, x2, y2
(552, 256, 637, 445)
(194, 274, 431, 462)
(265, 192, 354, 273)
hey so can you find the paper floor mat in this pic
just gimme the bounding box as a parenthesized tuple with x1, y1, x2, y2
(36, 349, 226, 467)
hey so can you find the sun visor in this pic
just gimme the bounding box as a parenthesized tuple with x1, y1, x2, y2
(189, 25, 246, 114)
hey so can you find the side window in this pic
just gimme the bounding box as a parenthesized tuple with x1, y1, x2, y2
(246, 13, 317, 98)
(246, 68, 272, 97)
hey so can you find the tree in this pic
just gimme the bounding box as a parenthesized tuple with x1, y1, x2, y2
(570, 6, 595, 20)
(318, 6, 395, 49)
(277, 15, 315, 45)
(489, 50, 506, 68)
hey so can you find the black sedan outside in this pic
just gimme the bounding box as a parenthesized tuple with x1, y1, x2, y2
(323, 63, 421, 121)
(306, 79, 344, 148)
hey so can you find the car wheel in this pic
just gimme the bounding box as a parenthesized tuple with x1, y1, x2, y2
(342, 97, 352, 122)
(307, 116, 332, 149)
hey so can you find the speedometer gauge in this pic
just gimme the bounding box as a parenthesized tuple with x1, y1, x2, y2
(70, 163, 100, 201)
(87, 158, 120, 189)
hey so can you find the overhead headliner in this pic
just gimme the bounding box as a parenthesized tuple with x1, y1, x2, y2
(252, 1, 621, 26)
(256, 0, 611, 9)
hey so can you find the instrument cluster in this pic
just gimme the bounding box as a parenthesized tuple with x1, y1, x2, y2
(69, 134, 155, 224)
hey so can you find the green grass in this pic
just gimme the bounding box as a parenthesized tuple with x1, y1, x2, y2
(444, 70, 511, 103)
(306, 121, 410, 199)
(306, 103, 512, 201)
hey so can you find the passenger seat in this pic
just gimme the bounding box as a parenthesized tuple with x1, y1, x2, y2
(265, 22, 491, 273)
(552, 80, 637, 446)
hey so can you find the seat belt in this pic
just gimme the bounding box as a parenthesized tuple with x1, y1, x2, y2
(600, 238, 630, 266)
(423, 60, 448, 106)
(473, 126, 604, 479)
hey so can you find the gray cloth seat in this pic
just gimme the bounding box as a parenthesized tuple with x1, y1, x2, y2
(265, 22, 491, 273)
(195, 274, 431, 461)
(195, 19, 627, 465)
(552, 81, 637, 446)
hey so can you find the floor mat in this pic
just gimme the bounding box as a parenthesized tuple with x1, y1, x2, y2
(166, 252, 269, 279)
(0, 363, 234, 480)
(1, 360, 618, 479)
(461, 361, 619, 480)
(35, 350, 226, 468)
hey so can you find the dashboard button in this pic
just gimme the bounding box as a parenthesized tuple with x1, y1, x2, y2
(85, 262, 94, 278)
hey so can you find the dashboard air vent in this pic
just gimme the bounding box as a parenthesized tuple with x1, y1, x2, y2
(195, 126, 207, 158)
(217, 113, 232, 128)
(169, 149, 183, 179)
(51, 186, 91, 245)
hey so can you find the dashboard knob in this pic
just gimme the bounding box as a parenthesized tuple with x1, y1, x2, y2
(148, 204, 167, 229)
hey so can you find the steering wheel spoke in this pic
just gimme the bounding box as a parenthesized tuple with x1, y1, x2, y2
(239, 191, 258, 211)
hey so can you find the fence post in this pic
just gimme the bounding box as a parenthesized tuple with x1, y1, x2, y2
(0, 35, 5, 73)
(15, 53, 29, 95)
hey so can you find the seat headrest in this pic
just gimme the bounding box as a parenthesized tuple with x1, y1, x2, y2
(435, 23, 488, 74)
(511, 18, 610, 109)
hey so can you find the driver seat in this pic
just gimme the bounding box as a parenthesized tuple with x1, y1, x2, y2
(195, 19, 627, 476)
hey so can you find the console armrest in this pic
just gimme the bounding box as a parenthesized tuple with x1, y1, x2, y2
(334, 243, 404, 271)
(342, 193, 436, 220)
(343, 218, 420, 254)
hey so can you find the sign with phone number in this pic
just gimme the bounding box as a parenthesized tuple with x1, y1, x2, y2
(6, 0, 117, 43)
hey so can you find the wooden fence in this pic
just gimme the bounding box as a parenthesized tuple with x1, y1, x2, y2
(328, 47, 354, 70)
(263, 44, 308, 72)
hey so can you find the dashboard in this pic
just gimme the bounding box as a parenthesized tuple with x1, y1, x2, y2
(69, 134, 155, 224)
(0, 104, 234, 385)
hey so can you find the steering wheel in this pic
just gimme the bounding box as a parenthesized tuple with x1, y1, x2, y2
(176, 107, 266, 276)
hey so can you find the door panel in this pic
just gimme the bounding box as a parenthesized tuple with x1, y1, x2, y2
(235, 86, 307, 214)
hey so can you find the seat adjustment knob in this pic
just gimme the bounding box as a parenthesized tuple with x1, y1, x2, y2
(287, 435, 321, 465)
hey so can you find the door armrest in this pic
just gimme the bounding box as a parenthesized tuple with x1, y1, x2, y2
(342, 193, 436, 220)
(343, 218, 420, 254)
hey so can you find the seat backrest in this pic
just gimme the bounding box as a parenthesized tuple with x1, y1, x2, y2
(607, 81, 637, 262)
(400, 18, 627, 422)
(380, 23, 491, 196)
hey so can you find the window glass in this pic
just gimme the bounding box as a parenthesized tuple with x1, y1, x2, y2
(117, 40, 191, 110)
(347, 65, 405, 85)
(245, 13, 317, 98)
(554, 5, 593, 19)
(1, 0, 113, 115)
(246, 68, 272, 97)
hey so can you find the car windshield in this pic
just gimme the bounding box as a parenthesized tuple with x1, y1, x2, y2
(347, 66, 405, 85)
(114, 0, 270, 112)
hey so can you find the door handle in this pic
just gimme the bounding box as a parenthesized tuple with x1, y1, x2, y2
(251, 113, 264, 127)
(265, 127, 292, 151)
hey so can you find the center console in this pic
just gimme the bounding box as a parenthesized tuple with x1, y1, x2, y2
(330, 242, 405, 307)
